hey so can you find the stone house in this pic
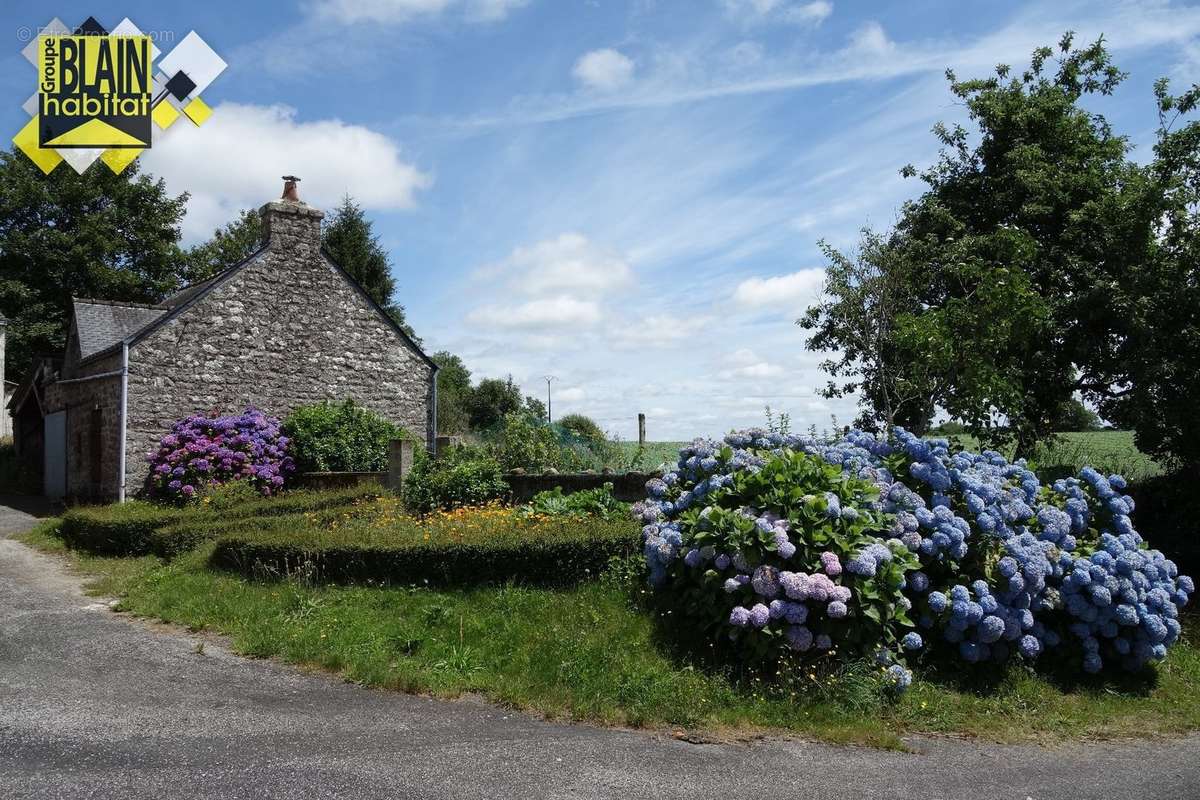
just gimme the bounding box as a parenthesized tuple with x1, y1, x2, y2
(8, 190, 437, 501)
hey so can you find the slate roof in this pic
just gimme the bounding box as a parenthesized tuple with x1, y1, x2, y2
(66, 237, 437, 372)
(159, 276, 219, 309)
(72, 299, 168, 361)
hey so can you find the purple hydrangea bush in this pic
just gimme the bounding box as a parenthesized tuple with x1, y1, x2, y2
(635, 437, 921, 691)
(146, 407, 295, 501)
(635, 427, 1193, 689)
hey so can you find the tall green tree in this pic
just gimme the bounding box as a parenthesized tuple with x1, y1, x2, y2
(321, 195, 421, 345)
(466, 375, 523, 431)
(1094, 80, 1200, 472)
(816, 35, 1154, 455)
(1053, 398, 1102, 433)
(0, 150, 188, 382)
(523, 395, 548, 424)
(800, 229, 942, 434)
(182, 209, 262, 285)
(431, 350, 472, 434)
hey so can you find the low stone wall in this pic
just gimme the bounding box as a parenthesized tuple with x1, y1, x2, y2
(502, 471, 660, 503)
(291, 471, 385, 492)
(291, 461, 659, 503)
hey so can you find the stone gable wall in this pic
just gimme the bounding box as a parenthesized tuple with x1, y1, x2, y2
(122, 200, 434, 497)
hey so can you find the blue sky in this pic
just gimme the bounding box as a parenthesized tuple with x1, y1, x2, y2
(3, 0, 1198, 439)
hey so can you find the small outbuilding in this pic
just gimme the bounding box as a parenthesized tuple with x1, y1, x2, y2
(8, 187, 437, 501)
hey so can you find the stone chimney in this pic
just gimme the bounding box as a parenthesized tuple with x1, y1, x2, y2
(259, 176, 324, 256)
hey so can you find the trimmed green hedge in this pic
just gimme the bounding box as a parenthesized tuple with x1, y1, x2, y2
(210, 517, 639, 587)
(58, 501, 182, 556)
(57, 486, 383, 558)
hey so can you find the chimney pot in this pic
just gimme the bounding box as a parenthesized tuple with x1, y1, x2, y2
(281, 175, 301, 202)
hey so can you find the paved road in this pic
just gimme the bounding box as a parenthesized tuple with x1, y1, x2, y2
(2, 503, 1198, 799)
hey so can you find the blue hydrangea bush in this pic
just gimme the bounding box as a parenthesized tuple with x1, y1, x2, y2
(634, 428, 1194, 689)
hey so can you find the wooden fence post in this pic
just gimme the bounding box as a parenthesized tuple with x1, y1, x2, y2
(638, 413, 646, 449)
(387, 439, 414, 494)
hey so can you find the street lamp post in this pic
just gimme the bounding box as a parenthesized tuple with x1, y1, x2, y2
(544, 375, 556, 425)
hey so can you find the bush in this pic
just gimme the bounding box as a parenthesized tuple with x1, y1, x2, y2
(0, 440, 39, 494)
(210, 507, 638, 587)
(1126, 472, 1200, 579)
(57, 486, 383, 557)
(402, 446, 508, 513)
(282, 399, 409, 473)
(557, 413, 606, 445)
(146, 407, 295, 501)
(637, 427, 1194, 688)
(482, 412, 624, 473)
(519, 483, 629, 521)
(486, 413, 585, 473)
(639, 445, 917, 672)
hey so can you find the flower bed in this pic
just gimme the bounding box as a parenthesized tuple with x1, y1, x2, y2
(57, 486, 382, 558)
(635, 428, 1194, 688)
(210, 501, 639, 587)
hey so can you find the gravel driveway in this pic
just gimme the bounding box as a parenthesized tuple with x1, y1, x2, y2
(1, 501, 1198, 799)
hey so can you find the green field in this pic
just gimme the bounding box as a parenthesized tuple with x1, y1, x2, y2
(615, 441, 688, 470)
(618, 431, 1162, 481)
(949, 430, 1164, 481)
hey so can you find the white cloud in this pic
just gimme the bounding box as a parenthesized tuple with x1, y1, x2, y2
(308, 0, 526, 24)
(848, 21, 894, 55)
(732, 269, 825, 309)
(448, 0, 1200, 132)
(140, 103, 431, 241)
(782, 1, 833, 25)
(714, 347, 787, 380)
(557, 387, 587, 402)
(612, 313, 711, 349)
(310, 0, 450, 24)
(725, 348, 762, 366)
(721, 0, 832, 26)
(467, 296, 602, 329)
(573, 48, 636, 91)
(733, 362, 784, 378)
(465, 233, 636, 335)
(497, 233, 632, 295)
(466, 0, 529, 22)
(723, 0, 782, 14)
